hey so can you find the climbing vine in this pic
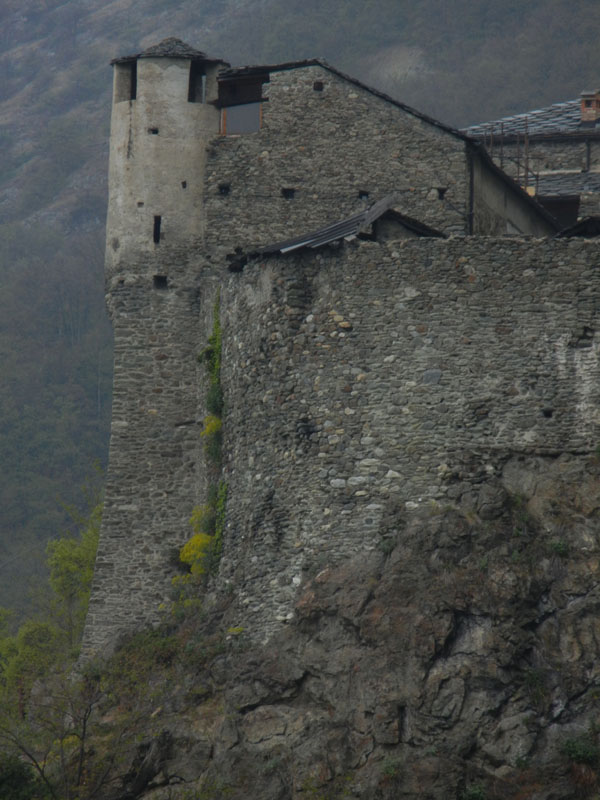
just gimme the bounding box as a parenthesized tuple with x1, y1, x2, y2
(172, 293, 227, 614)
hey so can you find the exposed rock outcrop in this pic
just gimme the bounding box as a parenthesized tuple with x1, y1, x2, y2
(116, 454, 600, 800)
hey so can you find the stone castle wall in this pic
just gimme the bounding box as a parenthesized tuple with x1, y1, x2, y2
(83, 234, 600, 654)
(216, 236, 600, 641)
(82, 244, 219, 656)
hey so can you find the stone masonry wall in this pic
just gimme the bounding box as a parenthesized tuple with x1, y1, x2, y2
(203, 64, 469, 259)
(217, 237, 600, 643)
(82, 244, 219, 657)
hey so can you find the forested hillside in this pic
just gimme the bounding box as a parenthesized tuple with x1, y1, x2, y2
(1, 0, 600, 612)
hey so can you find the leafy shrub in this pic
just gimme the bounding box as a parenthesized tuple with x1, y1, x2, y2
(381, 757, 402, 778)
(0, 753, 51, 800)
(201, 415, 223, 465)
(206, 382, 224, 416)
(180, 533, 214, 577)
(562, 733, 599, 766)
(549, 539, 569, 558)
(461, 786, 486, 800)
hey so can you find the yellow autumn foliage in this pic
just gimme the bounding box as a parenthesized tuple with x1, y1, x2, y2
(179, 532, 213, 576)
(200, 414, 222, 438)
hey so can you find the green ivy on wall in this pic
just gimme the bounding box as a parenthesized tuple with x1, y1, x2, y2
(172, 293, 227, 615)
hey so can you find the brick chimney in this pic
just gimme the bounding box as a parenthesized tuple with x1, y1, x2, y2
(580, 90, 600, 123)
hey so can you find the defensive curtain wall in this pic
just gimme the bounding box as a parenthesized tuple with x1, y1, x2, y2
(82, 235, 600, 655)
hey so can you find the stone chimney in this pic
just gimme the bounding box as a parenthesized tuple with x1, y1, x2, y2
(580, 90, 600, 123)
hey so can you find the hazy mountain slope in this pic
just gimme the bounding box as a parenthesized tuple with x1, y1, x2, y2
(1, 0, 599, 612)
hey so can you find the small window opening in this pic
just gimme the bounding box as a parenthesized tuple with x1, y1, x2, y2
(542, 408, 554, 418)
(188, 62, 206, 103)
(227, 251, 247, 272)
(358, 190, 369, 200)
(129, 62, 137, 100)
(148, 127, 159, 135)
(313, 81, 324, 92)
(437, 187, 447, 200)
(114, 61, 137, 102)
(219, 183, 231, 196)
(219, 75, 267, 106)
(137, 201, 144, 207)
(153, 216, 162, 244)
(153, 275, 168, 290)
(281, 187, 295, 199)
(585, 100, 593, 108)
(181, 181, 187, 189)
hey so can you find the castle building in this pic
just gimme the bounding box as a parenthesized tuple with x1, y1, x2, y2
(83, 39, 600, 657)
(464, 91, 600, 226)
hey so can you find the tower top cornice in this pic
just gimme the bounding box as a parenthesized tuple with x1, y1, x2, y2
(111, 37, 223, 65)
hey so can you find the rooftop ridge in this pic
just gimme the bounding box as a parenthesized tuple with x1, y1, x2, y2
(111, 37, 223, 65)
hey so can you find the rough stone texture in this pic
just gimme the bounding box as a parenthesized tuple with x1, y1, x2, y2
(217, 237, 600, 643)
(113, 449, 600, 799)
(83, 47, 600, 799)
(203, 64, 553, 254)
(85, 52, 557, 657)
(83, 247, 218, 651)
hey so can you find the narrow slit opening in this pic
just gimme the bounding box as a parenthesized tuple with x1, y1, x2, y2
(153, 216, 162, 244)
(188, 62, 206, 103)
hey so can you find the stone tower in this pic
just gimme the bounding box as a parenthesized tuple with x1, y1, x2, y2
(105, 38, 227, 280)
(82, 40, 227, 657)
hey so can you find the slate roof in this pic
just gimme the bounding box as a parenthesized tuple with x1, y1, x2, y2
(111, 37, 224, 65)
(536, 172, 600, 197)
(462, 99, 598, 139)
(258, 195, 444, 255)
(225, 196, 445, 270)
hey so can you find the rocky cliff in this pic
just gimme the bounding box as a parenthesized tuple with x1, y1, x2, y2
(106, 451, 600, 800)
(92, 237, 600, 800)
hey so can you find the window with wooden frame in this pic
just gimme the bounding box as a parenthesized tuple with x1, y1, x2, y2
(219, 73, 268, 135)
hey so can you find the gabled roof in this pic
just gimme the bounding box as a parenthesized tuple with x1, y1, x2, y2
(111, 37, 225, 65)
(258, 195, 444, 254)
(227, 196, 444, 270)
(220, 60, 469, 142)
(536, 172, 600, 197)
(463, 99, 592, 139)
